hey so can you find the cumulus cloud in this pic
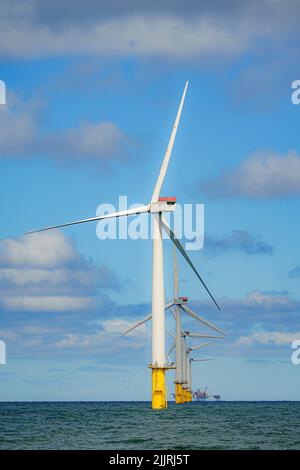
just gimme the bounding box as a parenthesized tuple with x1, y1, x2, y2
(0, 1, 300, 60)
(187, 290, 300, 341)
(200, 151, 300, 199)
(0, 92, 132, 162)
(0, 231, 77, 268)
(0, 92, 42, 156)
(182, 290, 300, 357)
(0, 295, 95, 312)
(219, 291, 300, 316)
(204, 230, 273, 256)
(54, 318, 147, 352)
(43, 121, 130, 160)
(0, 231, 121, 312)
(2, 287, 299, 358)
(101, 318, 147, 337)
(0, 268, 93, 289)
(235, 330, 300, 347)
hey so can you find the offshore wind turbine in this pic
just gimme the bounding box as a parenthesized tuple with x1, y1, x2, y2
(121, 245, 224, 405)
(182, 338, 215, 402)
(26, 81, 221, 410)
(170, 245, 224, 404)
(165, 331, 221, 404)
(187, 357, 214, 401)
(181, 333, 211, 402)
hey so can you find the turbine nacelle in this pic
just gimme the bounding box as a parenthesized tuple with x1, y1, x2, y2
(150, 196, 176, 213)
(175, 296, 188, 305)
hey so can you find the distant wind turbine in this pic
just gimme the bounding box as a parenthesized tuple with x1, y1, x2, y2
(121, 246, 224, 404)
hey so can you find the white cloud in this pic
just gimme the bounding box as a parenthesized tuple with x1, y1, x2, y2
(44, 121, 129, 160)
(0, 15, 254, 60)
(219, 290, 298, 312)
(0, 267, 94, 288)
(54, 318, 147, 351)
(243, 291, 294, 310)
(101, 318, 147, 336)
(235, 331, 300, 347)
(1, 1, 300, 60)
(201, 151, 300, 199)
(0, 94, 131, 161)
(190, 291, 300, 334)
(0, 231, 121, 312)
(0, 231, 77, 268)
(0, 93, 40, 155)
(22, 326, 59, 334)
(0, 295, 95, 312)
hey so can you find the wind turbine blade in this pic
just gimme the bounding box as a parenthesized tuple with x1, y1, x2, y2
(186, 332, 222, 339)
(161, 216, 221, 311)
(167, 340, 176, 356)
(191, 358, 214, 362)
(119, 313, 152, 338)
(165, 301, 175, 311)
(151, 81, 188, 202)
(190, 342, 214, 351)
(25, 205, 150, 235)
(120, 301, 174, 337)
(180, 304, 224, 335)
(167, 330, 175, 339)
(170, 306, 177, 320)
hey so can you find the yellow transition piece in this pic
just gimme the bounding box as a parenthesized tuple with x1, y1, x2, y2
(152, 368, 167, 410)
(175, 383, 184, 404)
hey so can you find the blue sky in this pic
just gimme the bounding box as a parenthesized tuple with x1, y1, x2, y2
(0, 0, 300, 400)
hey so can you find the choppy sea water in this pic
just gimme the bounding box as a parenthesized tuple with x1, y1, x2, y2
(0, 401, 300, 450)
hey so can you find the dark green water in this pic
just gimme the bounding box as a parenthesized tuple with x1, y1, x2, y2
(0, 401, 299, 450)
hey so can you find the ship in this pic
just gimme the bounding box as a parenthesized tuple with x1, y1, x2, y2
(193, 387, 221, 401)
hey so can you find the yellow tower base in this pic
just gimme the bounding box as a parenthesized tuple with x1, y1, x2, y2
(175, 383, 184, 404)
(151, 367, 167, 410)
(187, 391, 193, 402)
(182, 387, 187, 402)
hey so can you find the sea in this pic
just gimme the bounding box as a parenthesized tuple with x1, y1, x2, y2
(0, 401, 299, 450)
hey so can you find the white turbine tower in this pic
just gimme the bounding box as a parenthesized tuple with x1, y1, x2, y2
(26, 81, 221, 410)
(181, 333, 211, 402)
(170, 246, 223, 404)
(182, 338, 214, 402)
(165, 330, 221, 403)
(188, 357, 214, 401)
(121, 245, 224, 404)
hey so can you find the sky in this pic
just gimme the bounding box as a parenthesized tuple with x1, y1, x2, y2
(0, 0, 300, 401)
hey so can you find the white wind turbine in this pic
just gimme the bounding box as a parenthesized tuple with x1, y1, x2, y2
(121, 245, 224, 404)
(182, 336, 215, 402)
(26, 81, 221, 410)
(167, 336, 216, 403)
(171, 246, 223, 403)
(188, 357, 214, 401)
